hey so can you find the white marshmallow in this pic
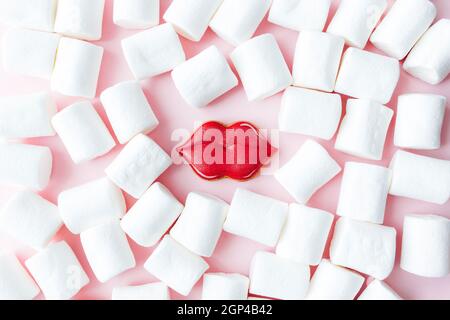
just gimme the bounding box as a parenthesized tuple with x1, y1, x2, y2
(170, 192, 228, 257)
(330, 218, 396, 280)
(2, 28, 60, 79)
(52, 101, 115, 164)
(100, 81, 159, 144)
(337, 162, 391, 224)
(358, 280, 402, 300)
(58, 177, 126, 234)
(230, 34, 292, 101)
(51, 37, 103, 98)
(54, 0, 105, 41)
(305, 259, 364, 300)
(249, 251, 310, 300)
(202, 273, 249, 300)
(394, 94, 446, 150)
(80, 221, 136, 283)
(327, 0, 387, 49)
(268, 0, 331, 32)
(223, 188, 288, 247)
(0, 143, 52, 190)
(370, 0, 436, 60)
(274, 140, 341, 204)
(276, 204, 333, 266)
(105, 134, 172, 199)
(209, 0, 271, 46)
(0, 92, 56, 139)
(163, 0, 223, 41)
(172, 45, 238, 108)
(389, 150, 450, 205)
(0, 253, 40, 300)
(292, 31, 344, 92)
(112, 282, 170, 300)
(25, 241, 89, 300)
(113, 0, 159, 29)
(144, 235, 209, 296)
(401, 214, 449, 278)
(121, 183, 183, 247)
(121, 23, 185, 80)
(335, 99, 393, 160)
(335, 48, 400, 104)
(0, 0, 56, 32)
(279, 87, 342, 140)
(0, 190, 62, 249)
(404, 19, 450, 85)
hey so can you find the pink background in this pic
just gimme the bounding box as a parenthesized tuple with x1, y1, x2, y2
(0, 0, 449, 300)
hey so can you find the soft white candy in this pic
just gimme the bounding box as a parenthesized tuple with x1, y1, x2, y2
(293, 31, 344, 92)
(394, 94, 446, 150)
(370, 0, 436, 60)
(401, 214, 449, 278)
(335, 48, 400, 104)
(112, 282, 170, 300)
(249, 251, 310, 300)
(51, 37, 103, 98)
(100, 81, 159, 144)
(0, 253, 40, 300)
(58, 178, 126, 234)
(276, 204, 333, 266)
(305, 259, 364, 300)
(202, 273, 249, 300)
(170, 192, 228, 257)
(2, 28, 60, 79)
(54, 0, 105, 41)
(163, 0, 223, 41)
(268, 0, 331, 32)
(274, 140, 341, 204)
(327, 0, 387, 49)
(105, 134, 172, 199)
(0, 0, 56, 32)
(114, 0, 159, 29)
(279, 87, 341, 140)
(330, 218, 396, 280)
(0, 92, 56, 139)
(0, 143, 52, 190)
(223, 188, 288, 247)
(80, 221, 136, 283)
(209, 0, 271, 46)
(404, 19, 450, 85)
(121, 23, 185, 80)
(389, 150, 450, 204)
(230, 34, 292, 101)
(172, 45, 237, 108)
(335, 99, 393, 160)
(358, 280, 402, 300)
(337, 162, 391, 224)
(144, 235, 209, 296)
(52, 101, 115, 164)
(25, 241, 89, 300)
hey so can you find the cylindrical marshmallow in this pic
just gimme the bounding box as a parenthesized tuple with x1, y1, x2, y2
(51, 37, 104, 98)
(358, 280, 402, 300)
(51, 101, 115, 164)
(202, 273, 249, 300)
(327, 0, 387, 49)
(113, 0, 159, 29)
(292, 31, 344, 92)
(112, 282, 170, 300)
(335, 99, 393, 160)
(370, 0, 436, 60)
(404, 19, 450, 85)
(0, 92, 56, 139)
(0, 143, 52, 190)
(80, 221, 136, 283)
(0, 0, 57, 32)
(401, 214, 449, 278)
(58, 177, 126, 234)
(389, 150, 450, 204)
(230, 34, 292, 101)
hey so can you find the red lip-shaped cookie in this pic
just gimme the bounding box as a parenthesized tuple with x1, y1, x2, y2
(177, 121, 276, 180)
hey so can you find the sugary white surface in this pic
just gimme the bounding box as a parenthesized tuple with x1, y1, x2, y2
(202, 273, 249, 300)
(358, 280, 402, 300)
(112, 282, 170, 300)
(113, 0, 159, 29)
(0, 0, 57, 32)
